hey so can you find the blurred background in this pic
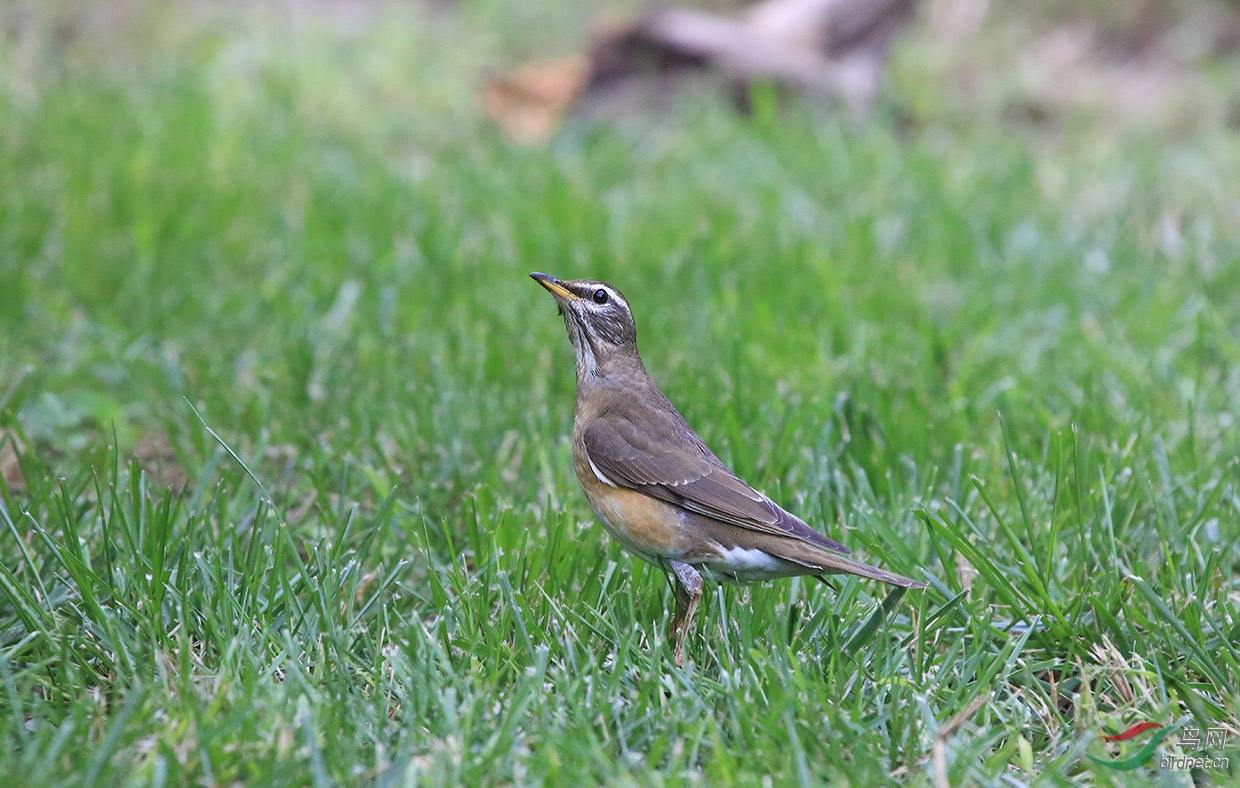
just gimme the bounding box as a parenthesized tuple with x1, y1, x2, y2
(3, 0, 1240, 590)
(3, 0, 1239, 466)
(8, 0, 1240, 135)
(2, 1, 1240, 785)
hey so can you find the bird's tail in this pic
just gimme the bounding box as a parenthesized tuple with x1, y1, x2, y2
(778, 537, 927, 588)
(813, 551, 926, 588)
(694, 519, 927, 589)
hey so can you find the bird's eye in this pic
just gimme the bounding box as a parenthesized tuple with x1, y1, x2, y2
(592, 289, 609, 304)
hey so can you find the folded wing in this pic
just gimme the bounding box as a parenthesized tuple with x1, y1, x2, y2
(582, 412, 852, 555)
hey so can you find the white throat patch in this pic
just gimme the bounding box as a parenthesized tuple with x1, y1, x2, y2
(567, 318, 599, 378)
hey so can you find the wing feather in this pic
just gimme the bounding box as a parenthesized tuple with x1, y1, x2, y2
(582, 413, 851, 555)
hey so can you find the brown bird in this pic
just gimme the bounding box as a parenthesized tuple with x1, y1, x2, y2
(532, 272, 925, 666)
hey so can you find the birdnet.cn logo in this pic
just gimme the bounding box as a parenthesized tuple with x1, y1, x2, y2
(1089, 719, 1231, 771)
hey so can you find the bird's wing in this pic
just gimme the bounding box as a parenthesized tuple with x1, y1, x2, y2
(582, 413, 851, 555)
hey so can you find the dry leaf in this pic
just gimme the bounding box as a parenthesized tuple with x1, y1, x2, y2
(1, 433, 26, 492)
(482, 56, 590, 144)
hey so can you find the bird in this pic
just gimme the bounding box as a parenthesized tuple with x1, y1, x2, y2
(531, 272, 925, 666)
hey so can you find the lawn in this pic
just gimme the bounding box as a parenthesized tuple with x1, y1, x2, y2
(1, 2, 1238, 785)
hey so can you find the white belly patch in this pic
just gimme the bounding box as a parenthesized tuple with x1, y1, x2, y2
(720, 546, 784, 572)
(707, 545, 802, 582)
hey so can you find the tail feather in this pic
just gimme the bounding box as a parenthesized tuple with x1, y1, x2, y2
(695, 516, 926, 589)
(765, 528, 926, 588)
(808, 549, 926, 589)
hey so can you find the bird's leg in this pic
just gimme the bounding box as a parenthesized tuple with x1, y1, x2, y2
(667, 560, 703, 668)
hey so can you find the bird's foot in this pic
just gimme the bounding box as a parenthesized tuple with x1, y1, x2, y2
(667, 559, 703, 668)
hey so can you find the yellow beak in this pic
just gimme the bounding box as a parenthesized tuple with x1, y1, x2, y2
(530, 272, 577, 300)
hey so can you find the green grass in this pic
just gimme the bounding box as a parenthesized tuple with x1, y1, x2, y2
(2, 3, 1239, 785)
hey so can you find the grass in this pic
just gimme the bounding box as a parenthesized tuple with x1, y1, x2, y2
(1, 2, 1239, 785)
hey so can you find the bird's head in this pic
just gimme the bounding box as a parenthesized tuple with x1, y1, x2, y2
(530, 272, 639, 377)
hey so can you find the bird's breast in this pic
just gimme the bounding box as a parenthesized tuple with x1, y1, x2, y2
(571, 439, 688, 564)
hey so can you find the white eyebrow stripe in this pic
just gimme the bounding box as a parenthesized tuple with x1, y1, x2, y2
(586, 283, 627, 311)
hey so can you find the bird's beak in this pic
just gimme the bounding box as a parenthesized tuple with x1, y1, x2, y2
(530, 272, 577, 301)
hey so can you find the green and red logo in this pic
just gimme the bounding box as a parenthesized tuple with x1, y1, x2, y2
(1089, 719, 1185, 771)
